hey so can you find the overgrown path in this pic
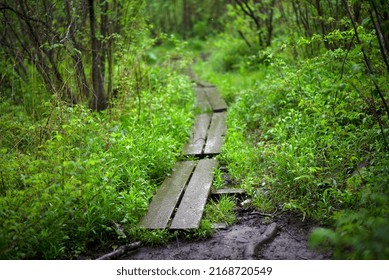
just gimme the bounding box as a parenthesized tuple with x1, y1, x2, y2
(94, 71, 330, 260)
(140, 74, 229, 230)
(120, 211, 330, 260)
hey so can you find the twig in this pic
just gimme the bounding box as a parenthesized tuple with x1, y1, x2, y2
(59, 21, 72, 43)
(96, 241, 142, 260)
(250, 208, 286, 218)
(238, 30, 252, 49)
(112, 221, 127, 239)
(339, 34, 355, 81)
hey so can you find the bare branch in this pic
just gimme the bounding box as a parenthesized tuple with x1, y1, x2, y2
(0, 3, 51, 29)
(96, 242, 142, 260)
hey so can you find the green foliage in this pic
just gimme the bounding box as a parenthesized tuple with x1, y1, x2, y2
(202, 34, 274, 73)
(2, 0, 389, 261)
(309, 153, 389, 259)
(0, 63, 194, 259)
(204, 196, 237, 226)
(191, 220, 215, 240)
(146, 0, 226, 39)
(190, 196, 237, 240)
(194, 14, 388, 258)
(212, 168, 224, 190)
(129, 228, 173, 247)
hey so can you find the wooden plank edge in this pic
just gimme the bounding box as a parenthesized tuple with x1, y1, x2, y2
(212, 223, 228, 230)
(169, 158, 219, 229)
(183, 113, 211, 156)
(139, 161, 197, 229)
(204, 88, 228, 112)
(211, 188, 246, 195)
(203, 112, 227, 155)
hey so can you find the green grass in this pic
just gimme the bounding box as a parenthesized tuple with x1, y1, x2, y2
(204, 195, 237, 226)
(191, 34, 389, 259)
(186, 196, 237, 240)
(0, 62, 195, 259)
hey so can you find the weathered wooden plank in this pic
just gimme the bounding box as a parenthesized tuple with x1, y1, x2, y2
(211, 188, 246, 195)
(170, 158, 219, 229)
(187, 67, 197, 82)
(204, 112, 227, 155)
(199, 82, 216, 87)
(212, 223, 228, 230)
(195, 87, 212, 112)
(205, 87, 227, 112)
(140, 161, 196, 229)
(188, 68, 215, 87)
(183, 113, 211, 156)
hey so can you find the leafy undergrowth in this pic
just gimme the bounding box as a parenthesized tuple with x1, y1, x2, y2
(0, 64, 194, 259)
(204, 196, 237, 226)
(193, 34, 389, 259)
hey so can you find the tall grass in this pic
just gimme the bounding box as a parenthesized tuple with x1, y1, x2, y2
(193, 34, 389, 259)
(0, 62, 194, 259)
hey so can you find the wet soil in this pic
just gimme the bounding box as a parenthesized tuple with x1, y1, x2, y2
(117, 208, 331, 260)
(89, 168, 332, 260)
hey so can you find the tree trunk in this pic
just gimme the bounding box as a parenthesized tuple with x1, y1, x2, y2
(266, 0, 275, 47)
(370, 0, 389, 72)
(88, 0, 107, 111)
(314, 0, 330, 50)
(100, 0, 108, 76)
(65, 0, 90, 101)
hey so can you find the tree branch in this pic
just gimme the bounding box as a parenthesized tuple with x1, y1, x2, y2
(342, 0, 389, 122)
(96, 241, 142, 260)
(0, 3, 51, 29)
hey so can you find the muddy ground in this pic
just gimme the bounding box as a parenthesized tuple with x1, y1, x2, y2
(113, 208, 331, 260)
(89, 169, 332, 260)
(86, 168, 332, 260)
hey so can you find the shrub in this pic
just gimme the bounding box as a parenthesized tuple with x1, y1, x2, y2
(194, 36, 389, 259)
(0, 64, 194, 259)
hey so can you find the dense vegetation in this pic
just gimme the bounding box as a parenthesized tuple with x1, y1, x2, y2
(0, 0, 196, 259)
(1, 0, 388, 259)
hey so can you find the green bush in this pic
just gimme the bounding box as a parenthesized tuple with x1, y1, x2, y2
(0, 65, 194, 259)
(309, 153, 389, 259)
(195, 33, 389, 259)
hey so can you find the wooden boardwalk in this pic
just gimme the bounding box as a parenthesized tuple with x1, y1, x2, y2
(204, 112, 227, 155)
(195, 86, 227, 113)
(139, 161, 196, 229)
(140, 76, 229, 230)
(183, 86, 227, 157)
(170, 158, 218, 229)
(183, 113, 211, 156)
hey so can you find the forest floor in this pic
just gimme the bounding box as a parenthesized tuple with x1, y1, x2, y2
(86, 207, 331, 260)
(119, 207, 331, 260)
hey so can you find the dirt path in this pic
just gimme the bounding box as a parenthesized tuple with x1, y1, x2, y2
(118, 208, 330, 260)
